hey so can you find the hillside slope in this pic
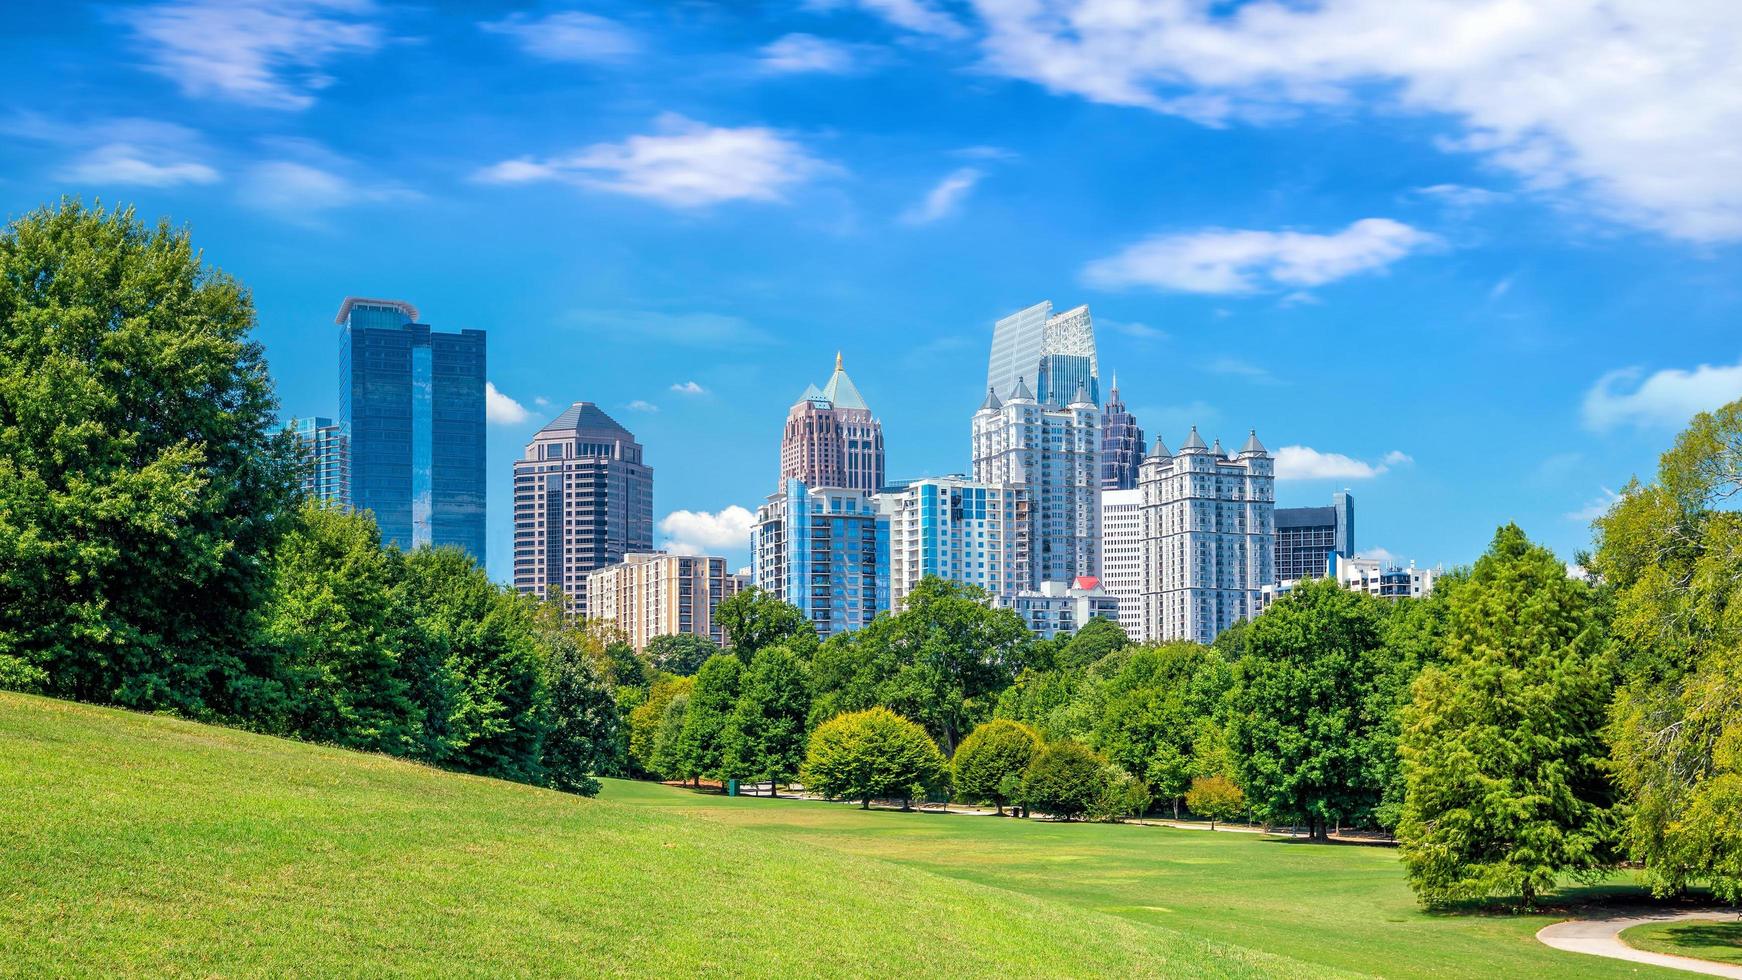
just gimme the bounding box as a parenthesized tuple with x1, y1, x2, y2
(0, 693, 1330, 978)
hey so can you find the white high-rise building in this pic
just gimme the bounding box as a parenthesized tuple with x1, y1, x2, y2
(1100, 488, 1143, 638)
(972, 379, 1101, 589)
(987, 300, 1100, 408)
(1139, 427, 1275, 644)
(878, 476, 1030, 608)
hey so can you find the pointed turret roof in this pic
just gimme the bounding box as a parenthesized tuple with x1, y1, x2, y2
(1211, 437, 1226, 457)
(1147, 434, 1171, 459)
(1241, 429, 1267, 455)
(1008, 376, 1035, 402)
(539, 401, 632, 437)
(1181, 425, 1207, 451)
(979, 385, 1003, 412)
(820, 353, 869, 411)
(799, 382, 825, 402)
(1068, 381, 1094, 407)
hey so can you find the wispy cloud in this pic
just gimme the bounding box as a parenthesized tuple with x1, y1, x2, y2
(1414, 183, 1511, 210)
(115, 0, 385, 110)
(901, 167, 983, 224)
(1566, 487, 1620, 523)
(1101, 319, 1168, 341)
(476, 113, 833, 208)
(626, 399, 660, 413)
(1583, 357, 1742, 431)
(60, 143, 218, 188)
(480, 11, 637, 63)
(1205, 357, 1277, 384)
(1275, 445, 1411, 480)
(8, 115, 221, 188)
(659, 506, 755, 556)
(758, 33, 866, 74)
(669, 380, 708, 395)
(1083, 219, 1438, 294)
(485, 382, 532, 425)
(237, 156, 413, 223)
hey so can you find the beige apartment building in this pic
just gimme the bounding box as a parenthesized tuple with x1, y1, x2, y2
(584, 552, 744, 650)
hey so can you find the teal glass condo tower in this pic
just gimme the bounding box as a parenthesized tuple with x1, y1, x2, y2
(337, 297, 486, 561)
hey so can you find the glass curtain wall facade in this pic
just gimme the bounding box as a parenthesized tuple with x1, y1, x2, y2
(290, 415, 350, 505)
(1099, 379, 1145, 491)
(751, 479, 888, 637)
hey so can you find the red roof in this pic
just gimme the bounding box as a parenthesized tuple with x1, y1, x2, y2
(1074, 576, 1099, 591)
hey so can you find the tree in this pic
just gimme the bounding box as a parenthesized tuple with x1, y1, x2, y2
(1226, 578, 1393, 838)
(538, 627, 618, 796)
(1596, 399, 1742, 902)
(643, 634, 720, 676)
(1398, 524, 1618, 908)
(1368, 585, 1459, 831)
(1021, 740, 1110, 821)
(723, 646, 812, 794)
(649, 692, 691, 782)
(1089, 767, 1153, 823)
(673, 653, 741, 787)
(716, 587, 815, 659)
(802, 707, 946, 809)
(1090, 642, 1229, 818)
(0, 201, 302, 716)
(952, 719, 1042, 815)
(628, 674, 693, 775)
(1185, 776, 1245, 829)
(1056, 617, 1130, 671)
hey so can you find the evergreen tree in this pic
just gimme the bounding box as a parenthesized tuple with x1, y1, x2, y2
(723, 646, 812, 794)
(1398, 524, 1617, 908)
(674, 653, 741, 787)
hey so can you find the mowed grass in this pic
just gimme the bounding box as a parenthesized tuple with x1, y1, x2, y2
(1620, 920, 1742, 966)
(1, 693, 1326, 978)
(604, 782, 1678, 979)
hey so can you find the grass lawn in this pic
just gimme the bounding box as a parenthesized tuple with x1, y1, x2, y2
(1620, 919, 1742, 966)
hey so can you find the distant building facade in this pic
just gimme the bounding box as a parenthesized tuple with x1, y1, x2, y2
(972, 379, 1102, 589)
(780, 353, 885, 493)
(338, 297, 485, 559)
(1099, 488, 1144, 638)
(751, 479, 888, 637)
(996, 577, 1121, 640)
(1139, 428, 1275, 644)
(987, 301, 1100, 408)
(1336, 554, 1439, 600)
(1274, 491, 1355, 582)
(290, 415, 349, 505)
(1100, 377, 1145, 491)
(585, 552, 743, 650)
(878, 476, 1030, 608)
(512, 402, 653, 618)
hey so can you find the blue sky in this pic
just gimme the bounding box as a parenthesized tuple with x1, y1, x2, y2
(4, 0, 1740, 580)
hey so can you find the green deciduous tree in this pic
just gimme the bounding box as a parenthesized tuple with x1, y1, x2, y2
(1398, 524, 1618, 908)
(643, 633, 720, 677)
(723, 646, 811, 793)
(952, 719, 1042, 814)
(537, 624, 618, 797)
(0, 201, 302, 716)
(716, 587, 816, 660)
(1091, 642, 1230, 818)
(1185, 775, 1245, 829)
(649, 691, 691, 782)
(674, 653, 741, 787)
(802, 707, 946, 809)
(628, 674, 693, 775)
(1055, 617, 1130, 671)
(1021, 740, 1110, 821)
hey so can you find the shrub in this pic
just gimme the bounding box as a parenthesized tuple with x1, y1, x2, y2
(802, 707, 946, 809)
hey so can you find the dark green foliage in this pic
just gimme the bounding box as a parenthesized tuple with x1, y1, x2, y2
(1022, 740, 1110, 821)
(952, 719, 1041, 814)
(1226, 578, 1393, 838)
(716, 587, 816, 659)
(0, 200, 301, 716)
(539, 630, 618, 796)
(1055, 617, 1130, 671)
(1090, 642, 1230, 818)
(1398, 524, 1618, 907)
(674, 653, 741, 784)
(1089, 768, 1153, 823)
(649, 691, 690, 781)
(802, 707, 947, 809)
(643, 634, 720, 676)
(1369, 586, 1459, 830)
(993, 667, 1088, 740)
(628, 674, 692, 776)
(723, 646, 812, 790)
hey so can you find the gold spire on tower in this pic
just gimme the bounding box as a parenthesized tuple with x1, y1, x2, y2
(835, 350, 844, 372)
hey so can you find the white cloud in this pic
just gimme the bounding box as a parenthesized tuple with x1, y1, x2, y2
(1206, 357, 1275, 383)
(659, 506, 755, 556)
(1415, 183, 1510, 209)
(238, 158, 411, 220)
(1357, 547, 1398, 564)
(626, 399, 660, 413)
(59, 142, 219, 187)
(1566, 487, 1620, 522)
(1274, 445, 1410, 480)
(476, 113, 832, 208)
(670, 381, 707, 395)
(116, 0, 384, 110)
(1583, 358, 1742, 431)
(533, 396, 552, 408)
(1101, 319, 1168, 341)
(485, 382, 532, 425)
(1083, 219, 1437, 294)
(943, 0, 1742, 241)
(822, 0, 968, 39)
(481, 11, 637, 62)
(759, 33, 863, 74)
(902, 167, 983, 224)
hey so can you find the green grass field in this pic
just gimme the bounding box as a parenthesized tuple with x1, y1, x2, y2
(1620, 919, 1742, 966)
(0, 692, 1684, 977)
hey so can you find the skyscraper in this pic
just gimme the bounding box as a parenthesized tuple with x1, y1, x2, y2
(1100, 376, 1145, 491)
(972, 378, 1102, 588)
(338, 297, 485, 559)
(780, 353, 884, 493)
(289, 416, 349, 505)
(1275, 491, 1356, 582)
(1139, 428, 1275, 644)
(878, 476, 1030, 608)
(987, 301, 1099, 407)
(1099, 487, 1143, 638)
(751, 479, 888, 637)
(512, 402, 653, 617)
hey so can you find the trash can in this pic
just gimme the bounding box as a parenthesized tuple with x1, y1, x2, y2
(727, 779, 738, 797)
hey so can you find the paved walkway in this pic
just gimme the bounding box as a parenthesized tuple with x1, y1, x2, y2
(1537, 910, 1742, 977)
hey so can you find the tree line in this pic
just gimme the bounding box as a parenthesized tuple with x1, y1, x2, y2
(2, 202, 1737, 911)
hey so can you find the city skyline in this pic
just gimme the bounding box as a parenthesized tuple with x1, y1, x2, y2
(7, 2, 1736, 585)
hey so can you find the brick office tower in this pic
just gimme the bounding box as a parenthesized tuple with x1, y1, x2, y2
(779, 352, 885, 493)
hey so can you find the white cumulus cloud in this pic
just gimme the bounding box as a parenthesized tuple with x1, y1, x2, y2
(759, 33, 864, 74)
(485, 382, 532, 425)
(626, 399, 660, 413)
(660, 506, 755, 556)
(1582, 358, 1742, 431)
(1274, 445, 1410, 480)
(670, 381, 708, 395)
(476, 113, 833, 208)
(59, 143, 219, 187)
(480, 11, 637, 62)
(902, 167, 984, 224)
(1083, 219, 1437, 294)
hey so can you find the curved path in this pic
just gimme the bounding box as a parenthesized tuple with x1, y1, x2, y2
(1538, 910, 1742, 977)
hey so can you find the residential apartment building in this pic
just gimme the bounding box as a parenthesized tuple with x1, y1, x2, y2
(512, 402, 653, 618)
(585, 552, 743, 650)
(751, 479, 888, 637)
(1274, 491, 1355, 582)
(972, 378, 1102, 589)
(780, 353, 885, 493)
(1099, 488, 1143, 638)
(337, 297, 485, 559)
(1336, 555, 1439, 599)
(1139, 428, 1275, 644)
(290, 415, 349, 505)
(878, 476, 1030, 608)
(996, 577, 1121, 640)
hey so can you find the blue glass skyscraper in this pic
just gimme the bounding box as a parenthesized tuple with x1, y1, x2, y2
(337, 297, 486, 561)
